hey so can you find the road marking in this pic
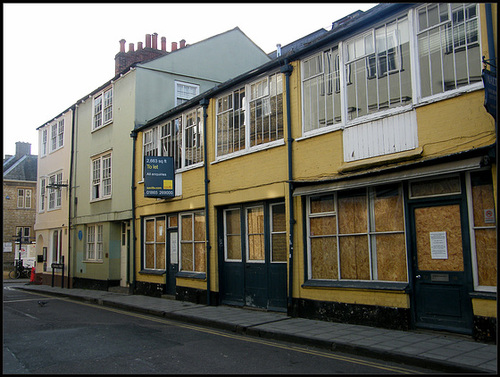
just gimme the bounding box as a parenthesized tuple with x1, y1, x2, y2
(11, 290, 422, 374)
(3, 297, 58, 303)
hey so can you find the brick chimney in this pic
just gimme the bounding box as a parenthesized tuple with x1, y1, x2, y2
(180, 39, 186, 48)
(15, 142, 31, 157)
(114, 33, 169, 75)
(171, 41, 177, 51)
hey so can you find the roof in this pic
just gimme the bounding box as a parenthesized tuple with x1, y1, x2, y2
(267, 28, 328, 59)
(3, 154, 38, 182)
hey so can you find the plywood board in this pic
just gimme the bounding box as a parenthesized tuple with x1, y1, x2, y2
(339, 235, 370, 279)
(375, 233, 407, 281)
(475, 228, 497, 286)
(415, 205, 464, 271)
(311, 237, 338, 279)
(338, 193, 367, 234)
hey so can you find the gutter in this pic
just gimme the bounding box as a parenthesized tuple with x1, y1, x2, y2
(200, 98, 211, 305)
(280, 60, 294, 315)
(485, 4, 496, 74)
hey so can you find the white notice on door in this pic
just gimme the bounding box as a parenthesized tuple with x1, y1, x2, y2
(170, 233, 178, 264)
(430, 231, 448, 259)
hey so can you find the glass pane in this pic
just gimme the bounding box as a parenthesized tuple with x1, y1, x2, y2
(272, 234, 287, 262)
(471, 171, 496, 227)
(226, 235, 242, 260)
(248, 234, 265, 261)
(272, 204, 286, 232)
(339, 235, 370, 279)
(410, 176, 461, 198)
(247, 207, 264, 234)
(145, 244, 155, 269)
(181, 215, 192, 241)
(156, 243, 165, 269)
(194, 243, 206, 272)
(156, 218, 166, 243)
(226, 209, 240, 234)
(475, 229, 497, 286)
(194, 213, 205, 241)
(310, 216, 336, 236)
(373, 185, 404, 232)
(311, 237, 338, 279)
(338, 190, 367, 234)
(310, 195, 334, 213)
(145, 219, 155, 242)
(374, 234, 407, 281)
(181, 243, 193, 271)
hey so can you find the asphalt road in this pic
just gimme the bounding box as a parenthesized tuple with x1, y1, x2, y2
(3, 286, 438, 374)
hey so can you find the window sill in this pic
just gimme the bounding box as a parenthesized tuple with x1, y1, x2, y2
(212, 139, 285, 164)
(176, 271, 206, 280)
(469, 291, 497, 300)
(302, 279, 409, 291)
(139, 269, 166, 275)
(83, 260, 103, 263)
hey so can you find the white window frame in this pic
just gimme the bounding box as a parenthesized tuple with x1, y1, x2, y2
(15, 226, 31, 244)
(245, 205, 265, 263)
(91, 152, 112, 201)
(175, 81, 199, 106)
(51, 229, 62, 264)
(48, 172, 63, 210)
(142, 107, 204, 179)
(143, 216, 167, 271)
(215, 72, 285, 160)
(179, 211, 205, 273)
(17, 189, 31, 209)
(306, 185, 407, 282)
(223, 208, 242, 262)
(49, 119, 64, 153)
(92, 87, 113, 131)
(39, 178, 46, 212)
(270, 202, 287, 263)
(299, 3, 483, 139)
(41, 128, 48, 157)
(86, 224, 103, 262)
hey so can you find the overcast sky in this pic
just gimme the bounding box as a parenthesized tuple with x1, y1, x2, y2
(3, 3, 376, 157)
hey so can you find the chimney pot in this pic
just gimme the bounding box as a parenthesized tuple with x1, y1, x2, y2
(152, 33, 158, 49)
(171, 41, 177, 51)
(146, 34, 151, 48)
(161, 37, 166, 51)
(119, 39, 126, 53)
(138, 41, 143, 50)
(180, 39, 186, 48)
(128, 43, 135, 52)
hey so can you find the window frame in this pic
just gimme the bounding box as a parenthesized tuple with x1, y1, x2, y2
(215, 71, 285, 160)
(39, 178, 46, 212)
(306, 184, 408, 283)
(41, 128, 48, 157)
(85, 224, 103, 262)
(17, 189, 32, 209)
(175, 81, 200, 106)
(179, 211, 206, 273)
(92, 87, 113, 131)
(15, 226, 31, 244)
(90, 152, 112, 202)
(47, 172, 63, 210)
(143, 216, 167, 271)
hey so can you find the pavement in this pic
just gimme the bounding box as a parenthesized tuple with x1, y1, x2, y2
(4, 278, 497, 374)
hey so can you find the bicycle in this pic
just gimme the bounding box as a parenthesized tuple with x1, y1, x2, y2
(8, 263, 31, 279)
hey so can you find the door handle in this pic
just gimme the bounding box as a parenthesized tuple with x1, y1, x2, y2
(415, 274, 421, 279)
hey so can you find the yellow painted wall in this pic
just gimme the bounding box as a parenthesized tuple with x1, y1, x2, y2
(472, 298, 497, 318)
(416, 91, 496, 159)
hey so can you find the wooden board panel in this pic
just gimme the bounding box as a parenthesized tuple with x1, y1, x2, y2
(339, 235, 370, 279)
(311, 237, 338, 279)
(338, 193, 367, 234)
(475, 229, 497, 286)
(375, 233, 407, 281)
(415, 205, 464, 271)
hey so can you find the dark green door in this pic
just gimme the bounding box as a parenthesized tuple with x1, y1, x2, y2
(409, 200, 473, 334)
(219, 203, 287, 311)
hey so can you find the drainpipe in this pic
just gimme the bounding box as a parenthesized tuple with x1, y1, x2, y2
(200, 98, 211, 305)
(485, 4, 496, 74)
(67, 104, 77, 288)
(130, 129, 138, 292)
(280, 60, 294, 315)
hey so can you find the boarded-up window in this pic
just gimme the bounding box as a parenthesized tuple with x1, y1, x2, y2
(271, 203, 287, 262)
(143, 216, 166, 270)
(247, 206, 265, 261)
(307, 184, 407, 282)
(180, 212, 206, 273)
(470, 171, 497, 288)
(225, 209, 241, 261)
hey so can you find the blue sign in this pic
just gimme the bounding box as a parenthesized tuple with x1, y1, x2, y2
(144, 156, 175, 198)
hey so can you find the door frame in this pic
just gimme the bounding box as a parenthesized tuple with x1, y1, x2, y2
(406, 178, 474, 334)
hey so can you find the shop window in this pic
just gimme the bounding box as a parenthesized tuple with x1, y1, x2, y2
(469, 171, 497, 290)
(307, 184, 407, 282)
(144, 216, 166, 270)
(180, 212, 205, 273)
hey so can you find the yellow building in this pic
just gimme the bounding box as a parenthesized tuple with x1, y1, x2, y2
(132, 3, 496, 341)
